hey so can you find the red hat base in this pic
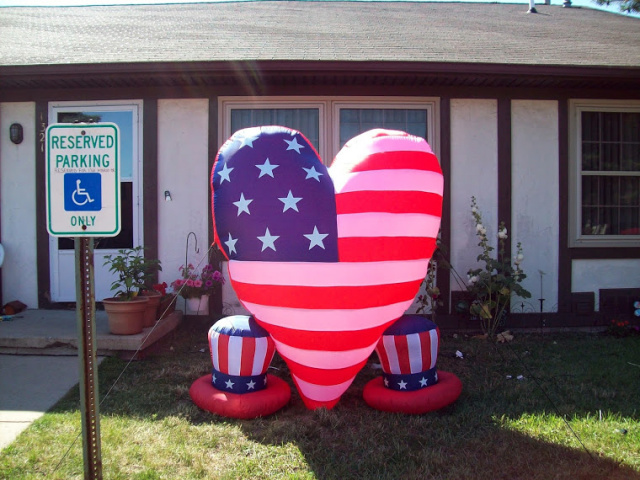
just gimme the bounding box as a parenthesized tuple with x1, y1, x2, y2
(190, 374, 291, 419)
(363, 371, 462, 415)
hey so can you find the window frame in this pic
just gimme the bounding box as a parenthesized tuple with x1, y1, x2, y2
(569, 99, 640, 248)
(220, 98, 328, 159)
(219, 96, 440, 163)
(331, 98, 439, 160)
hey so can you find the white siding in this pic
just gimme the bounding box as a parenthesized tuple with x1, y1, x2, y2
(157, 99, 210, 312)
(572, 259, 640, 311)
(0, 103, 38, 308)
(449, 99, 498, 294)
(511, 100, 559, 312)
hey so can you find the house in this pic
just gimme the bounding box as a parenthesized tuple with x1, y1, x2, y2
(0, 1, 639, 328)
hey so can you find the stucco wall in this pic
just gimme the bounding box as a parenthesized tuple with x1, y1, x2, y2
(0, 102, 38, 308)
(511, 100, 559, 313)
(572, 259, 640, 310)
(157, 99, 210, 312)
(449, 99, 499, 294)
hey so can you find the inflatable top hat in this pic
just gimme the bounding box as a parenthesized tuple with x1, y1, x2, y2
(363, 314, 462, 414)
(190, 315, 291, 419)
(376, 314, 440, 391)
(208, 315, 276, 393)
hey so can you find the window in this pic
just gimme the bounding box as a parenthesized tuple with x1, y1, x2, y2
(338, 108, 428, 149)
(571, 101, 640, 247)
(221, 97, 438, 164)
(231, 108, 320, 151)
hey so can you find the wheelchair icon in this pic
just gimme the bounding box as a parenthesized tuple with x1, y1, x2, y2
(72, 179, 95, 206)
(64, 173, 101, 212)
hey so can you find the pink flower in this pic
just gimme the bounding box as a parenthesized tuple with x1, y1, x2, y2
(213, 271, 224, 283)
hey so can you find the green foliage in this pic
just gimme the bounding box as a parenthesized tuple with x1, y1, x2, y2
(466, 197, 531, 337)
(595, 0, 640, 13)
(103, 246, 161, 301)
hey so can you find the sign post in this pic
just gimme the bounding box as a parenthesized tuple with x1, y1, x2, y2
(46, 123, 121, 480)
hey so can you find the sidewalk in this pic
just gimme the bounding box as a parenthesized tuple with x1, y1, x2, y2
(0, 308, 182, 451)
(0, 355, 96, 451)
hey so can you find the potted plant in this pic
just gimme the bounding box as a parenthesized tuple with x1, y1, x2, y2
(150, 281, 177, 321)
(103, 246, 161, 334)
(170, 263, 224, 315)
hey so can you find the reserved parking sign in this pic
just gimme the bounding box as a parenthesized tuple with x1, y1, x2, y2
(46, 123, 121, 237)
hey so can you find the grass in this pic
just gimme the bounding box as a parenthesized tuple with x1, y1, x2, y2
(1, 316, 639, 479)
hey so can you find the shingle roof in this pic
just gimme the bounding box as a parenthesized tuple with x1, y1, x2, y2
(1, 1, 639, 68)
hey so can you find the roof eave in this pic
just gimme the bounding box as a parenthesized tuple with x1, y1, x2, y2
(1, 60, 639, 91)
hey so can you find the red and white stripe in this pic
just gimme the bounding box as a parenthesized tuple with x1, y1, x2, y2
(208, 329, 275, 377)
(376, 327, 440, 375)
(229, 130, 443, 409)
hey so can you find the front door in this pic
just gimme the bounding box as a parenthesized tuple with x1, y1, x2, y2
(48, 101, 143, 302)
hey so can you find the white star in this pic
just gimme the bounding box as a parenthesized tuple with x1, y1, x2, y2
(256, 158, 279, 178)
(212, 373, 217, 384)
(303, 166, 323, 182)
(384, 377, 389, 387)
(218, 163, 233, 183)
(225, 233, 238, 255)
(278, 190, 302, 212)
(284, 137, 305, 153)
(263, 376, 268, 385)
(233, 193, 253, 216)
(246, 380, 256, 390)
(304, 226, 329, 250)
(225, 379, 234, 389)
(398, 380, 408, 390)
(257, 227, 279, 252)
(434, 372, 438, 382)
(419, 377, 429, 387)
(239, 133, 258, 149)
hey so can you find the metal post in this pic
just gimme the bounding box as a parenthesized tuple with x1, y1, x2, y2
(75, 237, 102, 480)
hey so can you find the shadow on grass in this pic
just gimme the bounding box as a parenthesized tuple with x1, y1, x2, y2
(234, 351, 640, 480)
(47, 317, 640, 479)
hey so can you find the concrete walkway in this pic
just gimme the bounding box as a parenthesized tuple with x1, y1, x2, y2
(0, 355, 95, 451)
(0, 308, 182, 451)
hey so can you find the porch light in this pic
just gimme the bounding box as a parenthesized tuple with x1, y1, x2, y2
(9, 123, 23, 145)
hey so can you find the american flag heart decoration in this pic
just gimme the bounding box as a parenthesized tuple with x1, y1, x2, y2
(212, 126, 443, 409)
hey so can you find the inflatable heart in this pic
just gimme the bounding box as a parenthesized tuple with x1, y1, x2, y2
(212, 126, 443, 409)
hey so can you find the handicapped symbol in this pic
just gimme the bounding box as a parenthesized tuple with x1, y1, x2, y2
(64, 173, 101, 212)
(72, 179, 95, 206)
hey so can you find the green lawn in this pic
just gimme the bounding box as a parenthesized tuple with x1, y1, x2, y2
(1, 317, 639, 479)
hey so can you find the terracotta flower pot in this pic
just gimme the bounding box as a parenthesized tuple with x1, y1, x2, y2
(158, 294, 177, 319)
(140, 291, 162, 328)
(103, 297, 148, 335)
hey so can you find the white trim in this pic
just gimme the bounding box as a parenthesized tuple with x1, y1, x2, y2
(569, 99, 640, 248)
(48, 100, 144, 301)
